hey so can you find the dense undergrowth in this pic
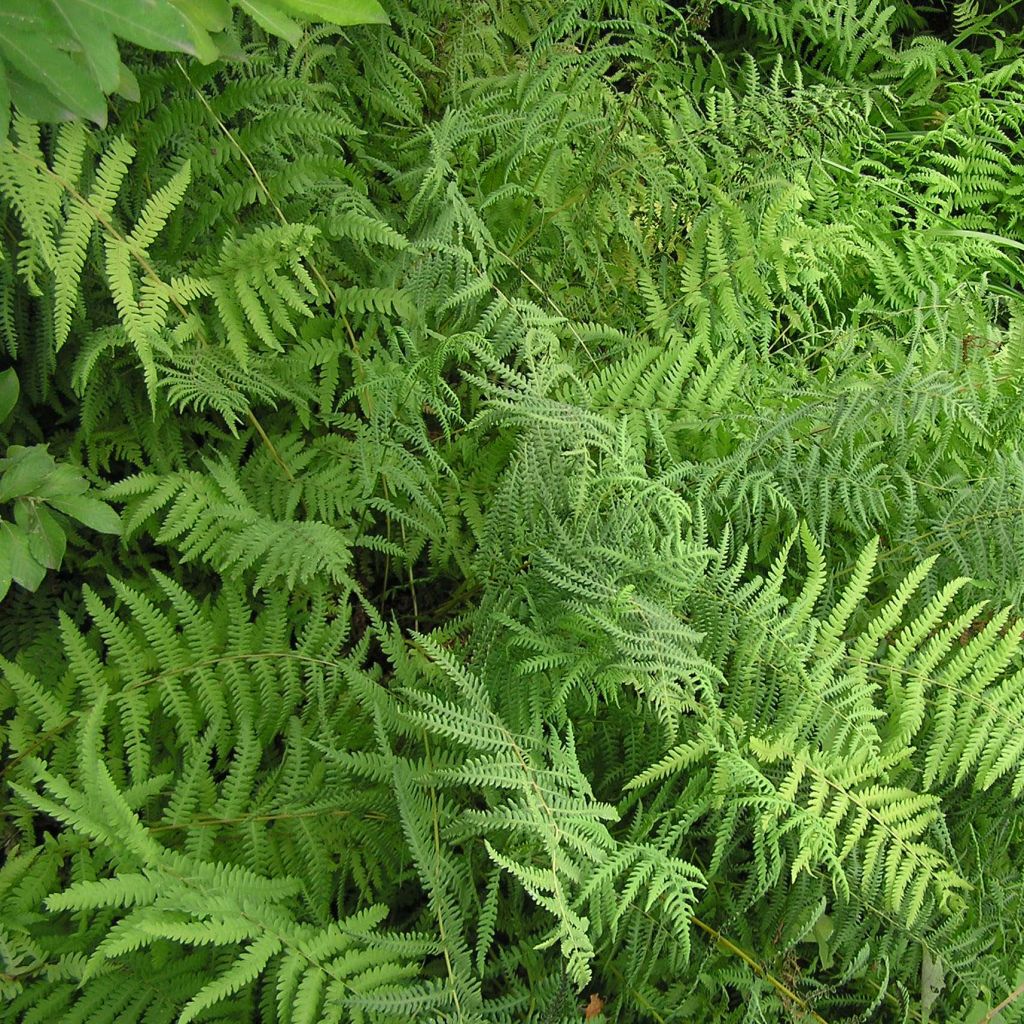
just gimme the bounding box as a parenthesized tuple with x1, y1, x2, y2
(3, 1, 1024, 1021)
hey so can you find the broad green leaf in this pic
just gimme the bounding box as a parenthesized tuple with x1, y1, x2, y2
(0, 369, 19, 423)
(15, 500, 67, 570)
(0, 523, 11, 593)
(0, 446, 58, 502)
(115, 62, 141, 102)
(0, 1, 64, 37)
(173, 0, 231, 32)
(31, 505, 66, 570)
(933, 227, 1024, 255)
(209, 31, 245, 60)
(48, 493, 122, 534)
(0, 27, 107, 124)
(921, 948, 944, 1023)
(4, 63, 86, 123)
(34, 463, 90, 499)
(278, 0, 389, 24)
(812, 912, 833, 969)
(170, 9, 222, 63)
(0, 64, 9, 138)
(79, 0, 196, 54)
(49, 0, 122, 94)
(0, 521, 47, 590)
(234, 0, 302, 43)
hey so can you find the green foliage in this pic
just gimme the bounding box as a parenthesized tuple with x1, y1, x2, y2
(0, 442, 121, 600)
(0, 368, 121, 598)
(4, 1, 1024, 1022)
(0, 0, 389, 132)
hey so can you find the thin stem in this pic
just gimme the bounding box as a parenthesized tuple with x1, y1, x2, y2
(983, 980, 1024, 1023)
(690, 915, 830, 1024)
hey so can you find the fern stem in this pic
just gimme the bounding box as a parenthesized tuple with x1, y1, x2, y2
(690, 915, 829, 1023)
(983, 979, 1024, 1022)
(147, 806, 389, 833)
(423, 734, 468, 1021)
(245, 407, 296, 483)
(175, 60, 340, 310)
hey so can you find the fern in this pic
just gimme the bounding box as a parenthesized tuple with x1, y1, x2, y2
(4, 3, 1024, 1022)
